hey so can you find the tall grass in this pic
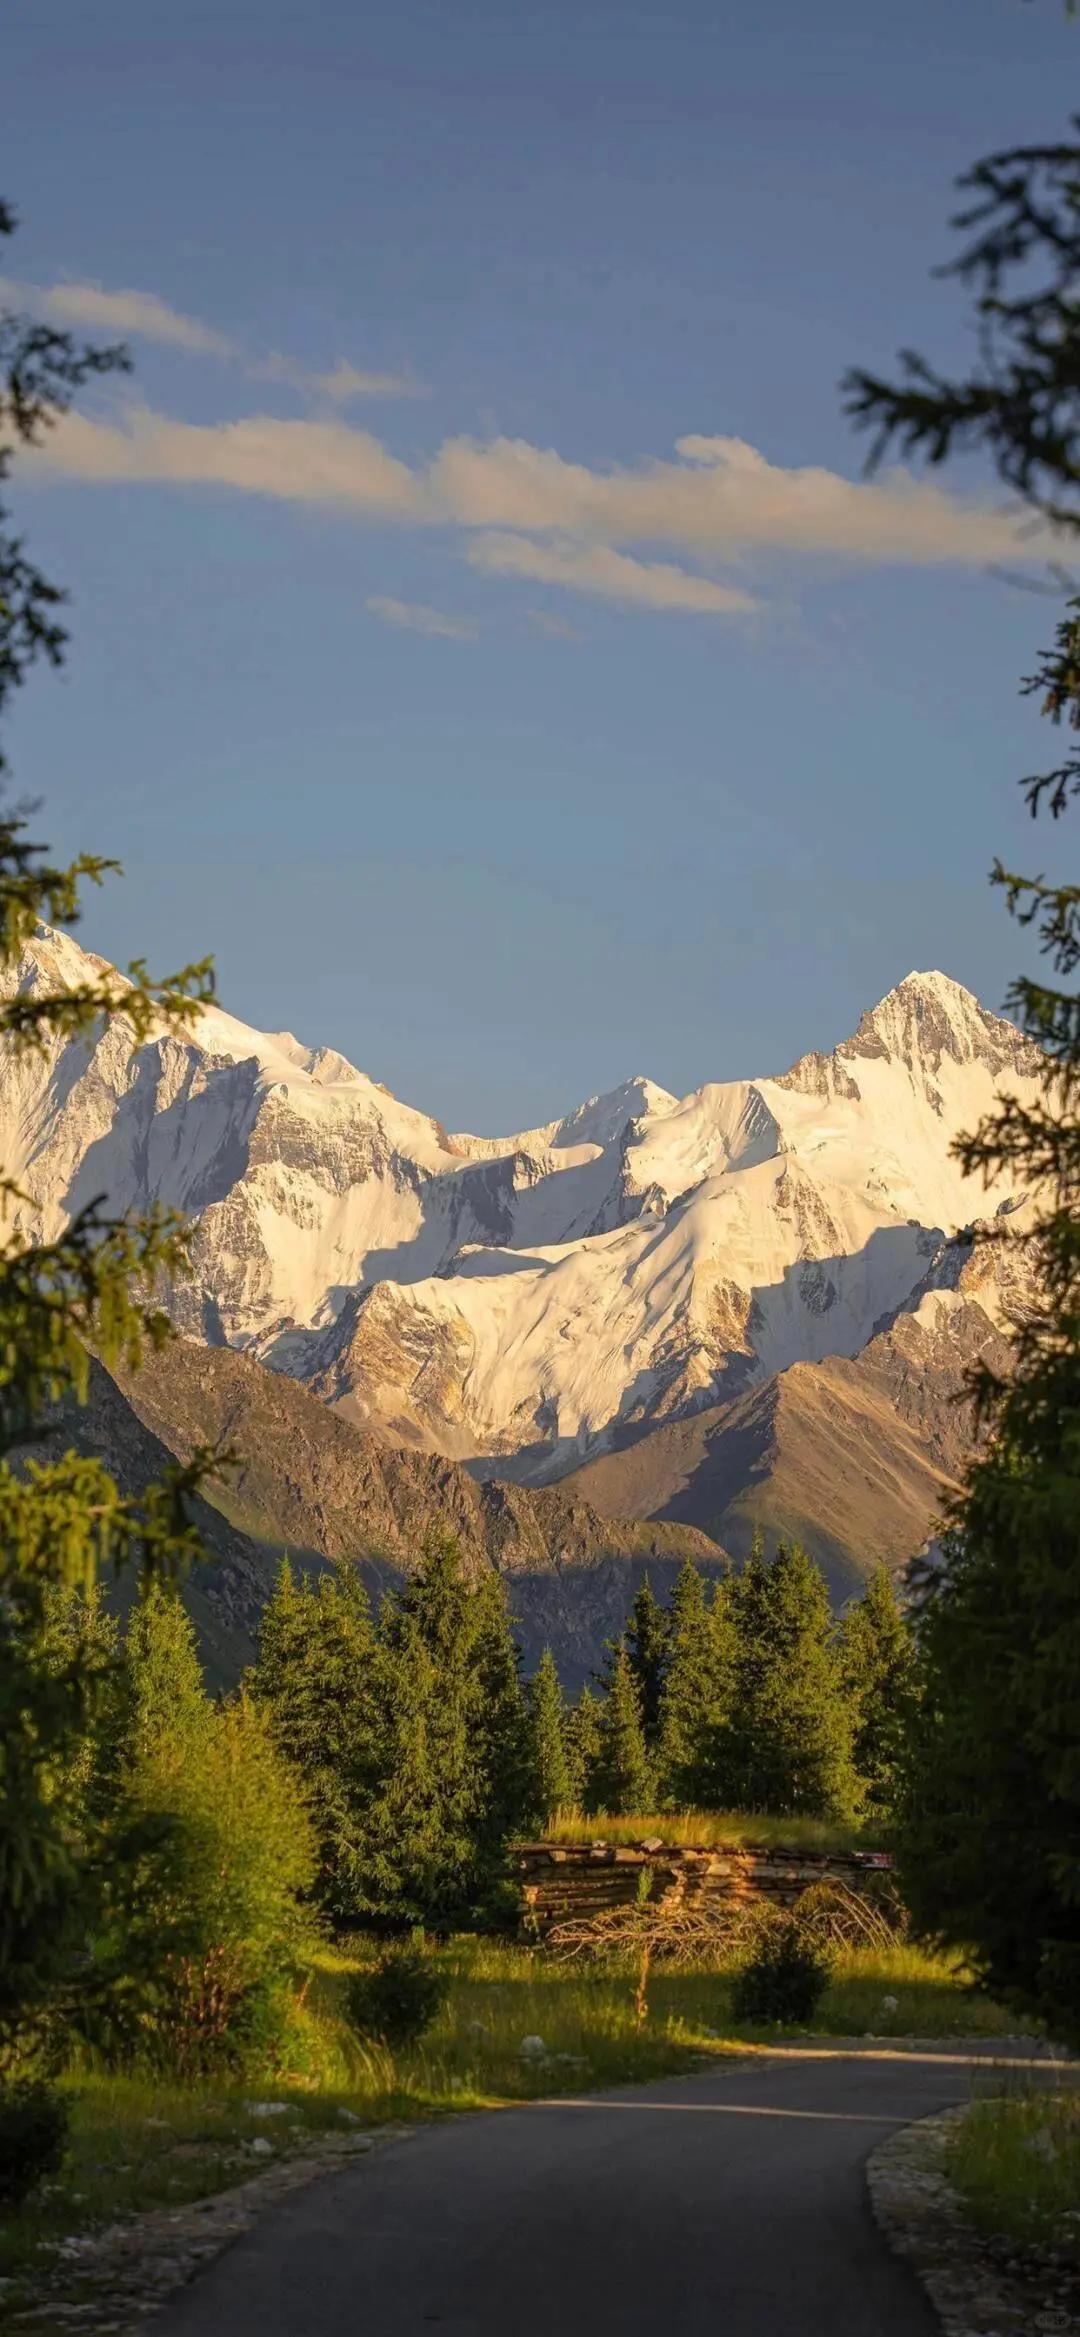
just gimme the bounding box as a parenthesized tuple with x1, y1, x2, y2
(817, 1944, 1029, 2040)
(948, 2082, 1080, 2252)
(540, 1810, 886, 1854)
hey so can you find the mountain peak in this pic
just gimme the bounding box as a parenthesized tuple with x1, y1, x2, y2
(773, 966, 1038, 1104)
(848, 968, 1034, 1077)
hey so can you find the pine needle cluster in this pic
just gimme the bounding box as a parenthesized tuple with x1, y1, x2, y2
(847, 119, 1080, 2040)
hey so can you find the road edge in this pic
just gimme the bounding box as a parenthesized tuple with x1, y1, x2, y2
(3, 2122, 418, 2337)
(867, 2104, 1075, 2337)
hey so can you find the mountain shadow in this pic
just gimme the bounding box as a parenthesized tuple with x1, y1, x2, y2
(32, 1339, 724, 1684)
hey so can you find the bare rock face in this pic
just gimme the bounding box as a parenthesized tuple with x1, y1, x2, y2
(0, 930, 1044, 1555)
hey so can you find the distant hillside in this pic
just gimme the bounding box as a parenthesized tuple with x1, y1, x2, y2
(47, 1340, 725, 1685)
(28, 1358, 297, 1687)
(109, 1338, 719, 1579)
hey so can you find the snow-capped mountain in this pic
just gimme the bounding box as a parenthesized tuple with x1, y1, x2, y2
(0, 926, 1043, 1481)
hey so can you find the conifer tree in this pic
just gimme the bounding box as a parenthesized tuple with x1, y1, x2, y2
(722, 1540, 856, 1819)
(655, 1562, 736, 1810)
(846, 119, 1080, 2035)
(625, 1577, 670, 1748)
(250, 1561, 384, 1926)
(591, 1645, 654, 1815)
(0, 224, 217, 2075)
(33, 1584, 120, 1811)
(118, 1584, 214, 1769)
(564, 1686, 603, 1813)
(467, 1564, 535, 1887)
(525, 1647, 573, 1824)
(351, 1535, 531, 1928)
(839, 1566, 915, 1817)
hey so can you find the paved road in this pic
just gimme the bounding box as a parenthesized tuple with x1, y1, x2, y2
(158, 2047, 1015, 2336)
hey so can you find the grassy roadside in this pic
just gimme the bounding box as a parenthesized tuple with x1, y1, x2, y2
(947, 2082, 1080, 2259)
(0, 1937, 1031, 2309)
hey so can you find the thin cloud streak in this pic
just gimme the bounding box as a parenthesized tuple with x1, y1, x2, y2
(366, 595, 478, 638)
(250, 354, 427, 402)
(0, 276, 423, 400)
(468, 532, 758, 613)
(33, 403, 1035, 566)
(40, 408, 423, 512)
(0, 275, 235, 355)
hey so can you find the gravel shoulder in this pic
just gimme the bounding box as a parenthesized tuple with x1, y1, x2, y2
(870, 2102, 1080, 2337)
(1, 2125, 413, 2337)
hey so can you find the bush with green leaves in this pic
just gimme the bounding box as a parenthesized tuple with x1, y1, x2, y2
(78, 1596, 319, 2078)
(345, 1947, 449, 2050)
(731, 1919, 831, 2028)
(0, 2078, 68, 2208)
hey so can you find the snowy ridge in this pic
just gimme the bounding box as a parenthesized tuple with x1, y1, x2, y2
(0, 929, 1044, 1479)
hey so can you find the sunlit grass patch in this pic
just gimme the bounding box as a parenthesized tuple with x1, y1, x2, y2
(816, 1944, 1031, 2041)
(540, 1810, 884, 1854)
(948, 2081, 1080, 2252)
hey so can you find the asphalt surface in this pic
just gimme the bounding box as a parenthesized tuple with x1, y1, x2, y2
(157, 2046, 1018, 2336)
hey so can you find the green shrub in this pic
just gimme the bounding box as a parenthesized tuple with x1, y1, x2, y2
(731, 1919, 830, 2026)
(345, 1947, 449, 2049)
(0, 2080, 68, 2207)
(84, 1690, 319, 2079)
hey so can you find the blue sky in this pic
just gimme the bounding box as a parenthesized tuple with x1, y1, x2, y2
(2, 0, 1076, 1129)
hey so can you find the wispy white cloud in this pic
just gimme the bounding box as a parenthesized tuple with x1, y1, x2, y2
(0, 276, 422, 400)
(35, 405, 1030, 565)
(26, 396, 1044, 621)
(37, 407, 422, 513)
(0, 275, 235, 355)
(468, 532, 758, 613)
(430, 431, 1027, 566)
(366, 594, 477, 639)
(250, 353, 426, 402)
(526, 607, 583, 641)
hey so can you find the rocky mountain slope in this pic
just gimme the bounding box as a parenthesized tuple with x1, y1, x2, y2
(42, 1341, 722, 1684)
(563, 1216, 1032, 1598)
(107, 1337, 720, 1584)
(1, 928, 1043, 1515)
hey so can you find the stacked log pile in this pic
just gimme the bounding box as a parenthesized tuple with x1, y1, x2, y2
(515, 1840, 892, 1936)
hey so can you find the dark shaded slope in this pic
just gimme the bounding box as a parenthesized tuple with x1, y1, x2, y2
(50, 1341, 724, 1686)
(25, 1358, 302, 1686)
(109, 1339, 723, 1579)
